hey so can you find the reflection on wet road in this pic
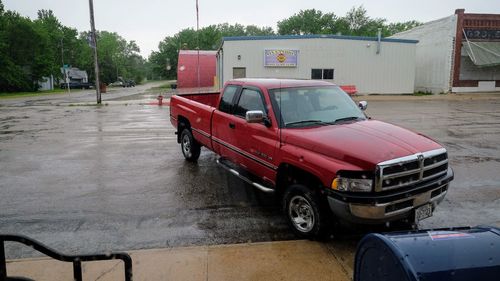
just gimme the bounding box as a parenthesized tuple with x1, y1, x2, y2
(0, 93, 499, 258)
(0, 103, 294, 258)
(367, 99, 500, 229)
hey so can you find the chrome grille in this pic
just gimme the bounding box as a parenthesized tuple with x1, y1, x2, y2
(376, 148, 448, 191)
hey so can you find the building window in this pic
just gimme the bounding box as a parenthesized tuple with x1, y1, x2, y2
(323, 69, 334, 79)
(311, 69, 322, 80)
(311, 68, 334, 80)
(233, 67, 246, 79)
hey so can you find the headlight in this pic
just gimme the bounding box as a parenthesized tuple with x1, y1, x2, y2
(331, 177, 373, 192)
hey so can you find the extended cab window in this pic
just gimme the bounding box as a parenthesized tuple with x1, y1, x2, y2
(219, 85, 239, 113)
(234, 88, 266, 117)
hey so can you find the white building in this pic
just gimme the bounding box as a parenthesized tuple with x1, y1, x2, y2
(392, 9, 500, 93)
(60, 67, 88, 84)
(38, 75, 55, 91)
(216, 35, 418, 94)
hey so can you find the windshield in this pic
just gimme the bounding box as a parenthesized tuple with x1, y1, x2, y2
(269, 86, 366, 128)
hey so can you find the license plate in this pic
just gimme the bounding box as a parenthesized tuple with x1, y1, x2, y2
(415, 203, 433, 222)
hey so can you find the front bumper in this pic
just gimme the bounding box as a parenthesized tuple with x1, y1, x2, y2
(326, 167, 453, 224)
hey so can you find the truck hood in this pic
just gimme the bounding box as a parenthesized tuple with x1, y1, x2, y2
(283, 120, 442, 170)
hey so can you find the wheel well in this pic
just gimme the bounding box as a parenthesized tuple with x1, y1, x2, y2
(276, 163, 323, 195)
(177, 115, 190, 143)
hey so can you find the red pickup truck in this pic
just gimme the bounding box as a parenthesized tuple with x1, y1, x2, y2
(170, 79, 453, 238)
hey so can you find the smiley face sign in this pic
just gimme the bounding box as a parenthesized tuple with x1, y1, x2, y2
(276, 53, 287, 63)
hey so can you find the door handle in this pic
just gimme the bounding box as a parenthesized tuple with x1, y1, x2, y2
(229, 123, 235, 129)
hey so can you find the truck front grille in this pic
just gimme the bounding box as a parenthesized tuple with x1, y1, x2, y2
(376, 148, 448, 191)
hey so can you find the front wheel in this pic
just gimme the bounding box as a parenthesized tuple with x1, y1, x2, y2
(283, 184, 327, 239)
(180, 128, 201, 162)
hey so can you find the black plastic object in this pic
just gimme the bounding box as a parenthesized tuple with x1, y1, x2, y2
(354, 226, 500, 281)
(0, 234, 132, 281)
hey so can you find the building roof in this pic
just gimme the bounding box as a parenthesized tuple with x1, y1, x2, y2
(390, 15, 456, 39)
(179, 50, 217, 56)
(227, 78, 335, 89)
(61, 67, 87, 79)
(222, 34, 418, 44)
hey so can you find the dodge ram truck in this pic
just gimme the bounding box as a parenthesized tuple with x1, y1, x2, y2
(169, 78, 453, 238)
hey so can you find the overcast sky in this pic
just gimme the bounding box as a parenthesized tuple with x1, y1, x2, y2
(4, 0, 500, 57)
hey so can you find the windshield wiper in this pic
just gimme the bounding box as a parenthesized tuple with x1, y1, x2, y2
(332, 116, 363, 123)
(285, 120, 329, 127)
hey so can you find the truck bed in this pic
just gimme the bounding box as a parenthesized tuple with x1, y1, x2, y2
(175, 91, 220, 107)
(169, 91, 220, 150)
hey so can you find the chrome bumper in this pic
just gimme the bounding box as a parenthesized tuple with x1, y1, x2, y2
(327, 168, 452, 224)
(349, 183, 447, 220)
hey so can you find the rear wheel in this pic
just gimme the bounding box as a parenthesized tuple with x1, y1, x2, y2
(283, 184, 327, 239)
(180, 128, 200, 162)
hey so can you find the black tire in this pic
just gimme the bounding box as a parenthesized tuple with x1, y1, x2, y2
(180, 128, 201, 162)
(283, 184, 327, 239)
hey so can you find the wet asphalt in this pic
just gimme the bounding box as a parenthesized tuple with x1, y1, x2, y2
(0, 87, 499, 258)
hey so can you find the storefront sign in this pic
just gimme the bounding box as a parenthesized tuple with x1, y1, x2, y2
(264, 49, 298, 67)
(464, 29, 500, 40)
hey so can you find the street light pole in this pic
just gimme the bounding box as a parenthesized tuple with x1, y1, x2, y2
(88, 0, 101, 104)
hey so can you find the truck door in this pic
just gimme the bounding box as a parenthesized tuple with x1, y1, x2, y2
(231, 87, 279, 184)
(211, 85, 241, 161)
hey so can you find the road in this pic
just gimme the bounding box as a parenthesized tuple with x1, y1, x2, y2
(0, 88, 499, 258)
(0, 81, 165, 106)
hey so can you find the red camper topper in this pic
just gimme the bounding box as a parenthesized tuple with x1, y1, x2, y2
(177, 50, 217, 88)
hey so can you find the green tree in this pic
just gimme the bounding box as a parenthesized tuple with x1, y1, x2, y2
(0, 10, 52, 91)
(84, 31, 146, 84)
(149, 23, 274, 80)
(0, 2, 147, 91)
(384, 20, 422, 36)
(245, 25, 275, 36)
(277, 6, 419, 37)
(34, 10, 65, 79)
(277, 9, 337, 35)
(339, 6, 386, 36)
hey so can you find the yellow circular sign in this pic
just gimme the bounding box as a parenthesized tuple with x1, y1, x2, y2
(276, 53, 286, 63)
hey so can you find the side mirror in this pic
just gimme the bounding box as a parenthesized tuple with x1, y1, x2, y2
(358, 101, 368, 111)
(246, 110, 264, 123)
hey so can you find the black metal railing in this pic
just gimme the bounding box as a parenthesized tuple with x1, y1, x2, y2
(0, 234, 132, 281)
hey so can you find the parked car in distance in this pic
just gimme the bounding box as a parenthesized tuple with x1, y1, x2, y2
(60, 82, 93, 89)
(124, 80, 136, 87)
(108, 81, 124, 87)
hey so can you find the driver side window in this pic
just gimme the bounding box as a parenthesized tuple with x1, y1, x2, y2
(234, 89, 266, 117)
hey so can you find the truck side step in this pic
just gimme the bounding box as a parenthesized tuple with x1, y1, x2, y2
(216, 158, 275, 193)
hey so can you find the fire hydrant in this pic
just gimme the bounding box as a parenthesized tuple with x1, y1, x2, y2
(157, 95, 164, 106)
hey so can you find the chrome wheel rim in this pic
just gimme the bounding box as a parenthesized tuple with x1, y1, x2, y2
(182, 134, 192, 157)
(288, 195, 315, 233)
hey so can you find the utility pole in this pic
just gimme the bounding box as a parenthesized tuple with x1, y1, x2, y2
(88, 0, 101, 104)
(61, 37, 70, 95)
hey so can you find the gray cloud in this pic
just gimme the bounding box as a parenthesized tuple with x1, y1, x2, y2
(4, 0, 499, 57)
